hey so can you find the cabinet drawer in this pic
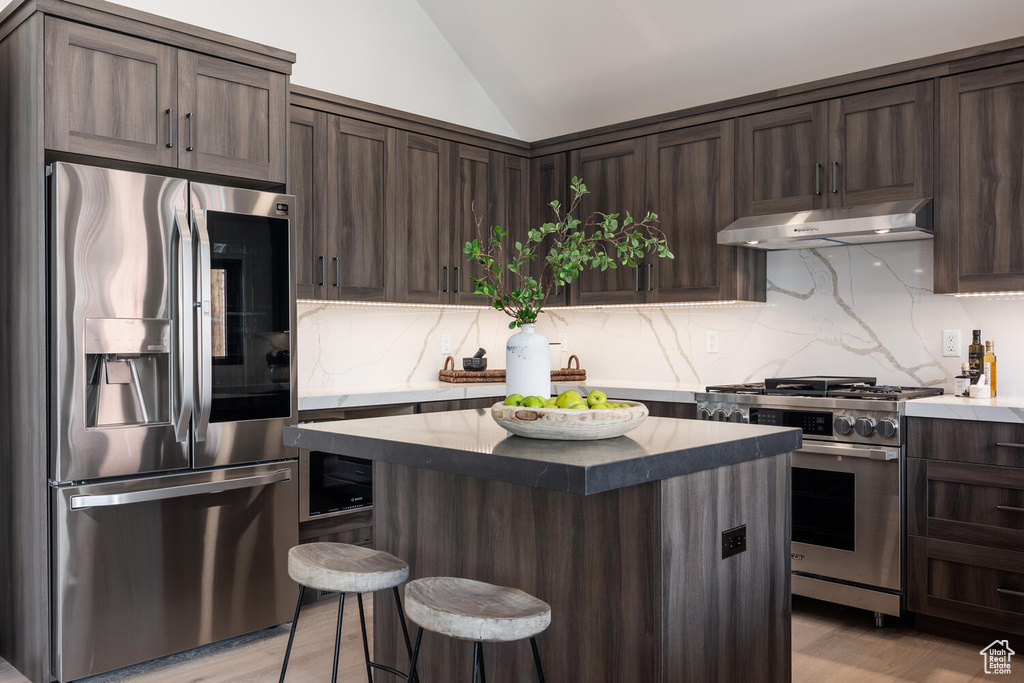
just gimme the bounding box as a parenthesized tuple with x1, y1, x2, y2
(907, 418, 1024, 467)
(909, 458, 1024, 550)
(909, 536, 1024, 634)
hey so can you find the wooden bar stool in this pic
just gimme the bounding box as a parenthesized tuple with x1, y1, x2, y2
(403, 577, 551, 682)
(280, 543, 420, 683)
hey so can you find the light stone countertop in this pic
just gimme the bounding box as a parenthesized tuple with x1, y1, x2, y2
(904, 394, 1024, 424)
(298, 379, 704, 412)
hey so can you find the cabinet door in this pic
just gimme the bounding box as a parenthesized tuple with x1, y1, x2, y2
(937, 63, 1024, 294)
(530, 153, 569, 306)
(646, 121, 762, 302)
(451, 144, 501, 306)
(736, 103, 828, 216)
(44, 18, 177, 166)
(324, 116, 387, 301)
(388, 130, 450, 304)
(828, 82, 933, 207)
(177, 52, 287, 183)
(569, 139, 647, 305)
(288, 106, 328, 300)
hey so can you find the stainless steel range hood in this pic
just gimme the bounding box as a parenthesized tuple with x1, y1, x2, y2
(718, 199, 933, 250)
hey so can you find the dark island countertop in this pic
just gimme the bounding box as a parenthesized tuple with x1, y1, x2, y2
(284, 409, 802, 495)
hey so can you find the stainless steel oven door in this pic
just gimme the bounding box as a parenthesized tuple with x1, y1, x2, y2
(791, 441, 902, 591)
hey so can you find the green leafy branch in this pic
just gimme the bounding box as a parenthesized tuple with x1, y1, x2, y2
(463, 176, 674, 329)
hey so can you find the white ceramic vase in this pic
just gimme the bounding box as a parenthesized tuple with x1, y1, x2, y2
(505, 323, 551, 398)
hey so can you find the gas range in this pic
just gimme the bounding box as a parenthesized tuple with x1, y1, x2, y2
(696, 376, 944, 447)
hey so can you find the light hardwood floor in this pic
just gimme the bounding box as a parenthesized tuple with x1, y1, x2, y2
(0, 597, 1002, 682)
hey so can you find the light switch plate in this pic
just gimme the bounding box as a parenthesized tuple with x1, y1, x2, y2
(558, 333, 568, 349)
(706, 330, 720, 354)
(440, 334, 452, 355)
(942, 330, 960, 357)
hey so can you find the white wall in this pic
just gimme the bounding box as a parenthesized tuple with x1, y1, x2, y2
(298, 241, 1024, 397)
(3, 0, 519, 137)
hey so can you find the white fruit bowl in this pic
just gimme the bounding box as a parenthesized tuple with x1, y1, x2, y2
(490, 400, 649, 441)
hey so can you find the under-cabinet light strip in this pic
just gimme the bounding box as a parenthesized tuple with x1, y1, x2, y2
(951, 291, 1024, 298)
(296, 299, 765, 311)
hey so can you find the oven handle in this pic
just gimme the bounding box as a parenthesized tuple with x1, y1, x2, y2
(799, 442, 899, 461)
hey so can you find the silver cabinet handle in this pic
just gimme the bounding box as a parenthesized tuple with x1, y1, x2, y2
(166, 108, 174, 149)
(186, 112, 195, 152)
(832, 161, 838, 194)
(997, 588, 1024, 598)
(814, 163, 821, 195)
(996, 442, 1024, 449)
(192, 198, 212, 443)
(173, 198, 193, 444)
(454, 266, 461, 293)
(798, 442, 899, 461)
(997, 505, 1024, 513)
(332, 256, 340, 287)
(70, 469, 292, 510)
(647, 263, 653, 292)
(443, 265, 449, 293)
(318, 256, 325, 287)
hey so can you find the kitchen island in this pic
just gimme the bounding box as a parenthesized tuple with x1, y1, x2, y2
(284, 409, 801, 682)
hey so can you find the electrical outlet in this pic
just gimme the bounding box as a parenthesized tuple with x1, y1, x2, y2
(722, 524, 747, 559)
(942, 330, 961, 357)
(558, 333, 568, 349)
(706, 330, 720, 354)
(440, 334, 452, 355)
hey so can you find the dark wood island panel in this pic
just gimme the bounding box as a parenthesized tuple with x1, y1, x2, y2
(373, 454, 791, 682)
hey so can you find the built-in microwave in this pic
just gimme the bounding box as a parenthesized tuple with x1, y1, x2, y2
(299, 449, 372, 522)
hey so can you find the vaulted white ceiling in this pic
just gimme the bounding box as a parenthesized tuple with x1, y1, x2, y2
(416, 0, 1024, 140)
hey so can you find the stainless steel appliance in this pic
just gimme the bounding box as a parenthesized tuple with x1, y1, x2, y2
(299, 450, 373, 521)
(696, 376, 943, 626)
(49, 162, 298, 682)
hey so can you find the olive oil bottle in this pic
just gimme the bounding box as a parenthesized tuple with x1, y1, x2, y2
(969, 330, 984, 383)
(984, 341, 997, 397)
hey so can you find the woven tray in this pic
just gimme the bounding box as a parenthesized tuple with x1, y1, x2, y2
(439, 355, 587, 384)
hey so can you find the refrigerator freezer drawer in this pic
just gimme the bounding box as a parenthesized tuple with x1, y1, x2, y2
(51, 461, 299, 682)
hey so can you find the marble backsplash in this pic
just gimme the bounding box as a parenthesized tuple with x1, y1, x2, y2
(297, 241, 1024, 396)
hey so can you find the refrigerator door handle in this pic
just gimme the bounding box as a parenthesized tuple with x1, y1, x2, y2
(173, 199, 194, 444)
(69, 468, 292, 510)
(192, 197, 213, 443)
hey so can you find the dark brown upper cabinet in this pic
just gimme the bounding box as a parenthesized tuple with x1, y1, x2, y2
(529, 153, 568, 306)
(937, 62, 1024, 294)
(388, 130, 451, 304)
(44, 18, 178, 167)
(569, 139, 647, 305)
(646, 121, 765, 303)
(827, 82, 933, 208)
(451, 144, 500, 306)
(288, 106, 327, 300)
(44, 17, 287, 184)
(737, 103, 828, 217)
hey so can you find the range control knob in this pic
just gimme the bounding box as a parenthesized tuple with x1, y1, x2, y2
(729, 410, 749, 424)
(854, 417, 876, 437)
(697, 407, 713, 421)
(876, 418, 898, 439)
(713, 409, 729, 422)
(833, 416, 854, 436)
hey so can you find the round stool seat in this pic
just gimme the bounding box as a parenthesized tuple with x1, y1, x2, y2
(404, 577, 551, 643)
(288, 543, 409, 594)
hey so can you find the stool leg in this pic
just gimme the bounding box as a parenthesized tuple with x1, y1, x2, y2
(278, 585, 305, 683)
(406, 627, 424, 682)
(392, 587, 420, 683)
(530, 637, 546, 683)
(357, 593, 374, 683)
(472, 642, 482, 683)
(331, 593, 346, 683)
(478, 642, 487, 683)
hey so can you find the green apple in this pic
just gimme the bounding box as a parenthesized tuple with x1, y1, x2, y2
(590, 402, 611, 409)
(555, 390, 584, 408)
(586, 390, 608, 407)
(543, 399, 558, 408)
(504, 394, 524, 406)
(569, 402, 589, 410)
(522, 396, 544, 408)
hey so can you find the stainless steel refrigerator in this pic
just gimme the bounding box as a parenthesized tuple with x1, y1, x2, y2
(48, 162, 299, 682)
